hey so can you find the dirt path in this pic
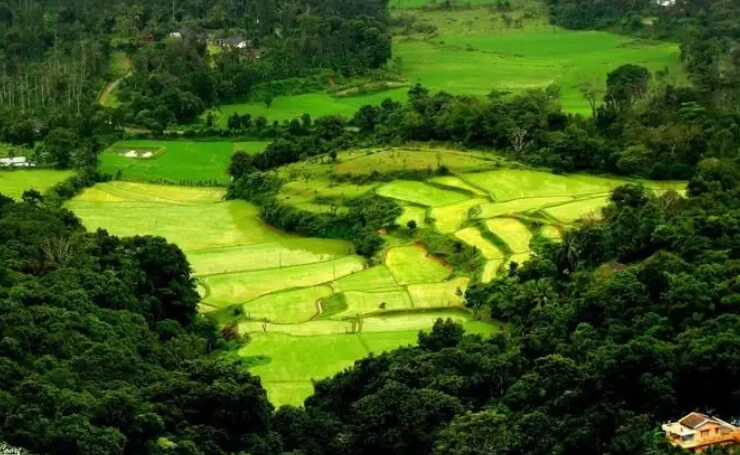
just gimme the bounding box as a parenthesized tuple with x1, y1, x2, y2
(98, 77, 124, 106)
(311, 299, 324, 320)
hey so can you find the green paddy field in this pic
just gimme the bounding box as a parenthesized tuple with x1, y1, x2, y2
(99, 140, 269, 185)
(0, 169, 76, 200)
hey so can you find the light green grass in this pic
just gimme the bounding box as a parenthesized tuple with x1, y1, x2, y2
(335, 289, 413, 318)
(407, 277, 469, 307)
(0, 169, 75, 200)
(73, 180, 225, 204)
(335, 148, 498, 174)
(474, 196, 573, 218)
(335, 265, 401, 292)
(202, 256, 365, 307)
(277, 147, 498, 183)
(463, 169, 626, 201)
(454, 227, 504, 259)
(377, 180, 470, 206)
(243, 285, 333, 323)
(100, 140, 268, 185)
(431, 198, 488, 233)
(398, 204, 428, 228)
(385, 245, 452, 284)
(187, 241, 351, 276)
(205, 5, 684, 122)
(540, 225, 562, 241)
(484, 217, 533, 253)
(543, 195, 610, 223)
(277, 178, 376, 210)
(482, 259, 504, 283)
(67, 182, 358, 310)
(240, 309, 494, 405)
(430, 175, 489, 196)
(69, 196, 283, 251)
(206, 89, 408, 126)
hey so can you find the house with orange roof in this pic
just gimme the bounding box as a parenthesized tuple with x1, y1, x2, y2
(662, 412, 740, 452)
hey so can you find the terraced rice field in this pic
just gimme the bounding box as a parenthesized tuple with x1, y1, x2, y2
(484, 218, 532, 253)
(543, 195, 610, 223)
(431, 198, 489, 233)
(377, 180, 470, 206)
(0, 169, 75, 200)
(384, 245, 452, 284)
(67, 180, 493, 406)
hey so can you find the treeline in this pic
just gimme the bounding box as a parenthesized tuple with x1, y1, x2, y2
(226, 63, 737, 179)
(0, 196, 278, 455)
(265, 160, 740, 455)
(0, 0, 118, 165)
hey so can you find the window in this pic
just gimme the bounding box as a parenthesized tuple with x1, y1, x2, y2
(700, 430, 709, 438)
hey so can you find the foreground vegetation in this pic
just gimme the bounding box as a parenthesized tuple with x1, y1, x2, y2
(1, 0, 740, 453)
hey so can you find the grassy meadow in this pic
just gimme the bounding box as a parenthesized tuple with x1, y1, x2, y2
(0, 169, 75, 200)
(201, 1, 685, 124)
(100, 140, 268, 185)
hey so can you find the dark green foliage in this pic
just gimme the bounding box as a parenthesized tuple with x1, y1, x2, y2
(226, 170, 284, 203)
(258, 194, 402, 258)
(0, 200, 275, 455)
(605, 64, 651, 111)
